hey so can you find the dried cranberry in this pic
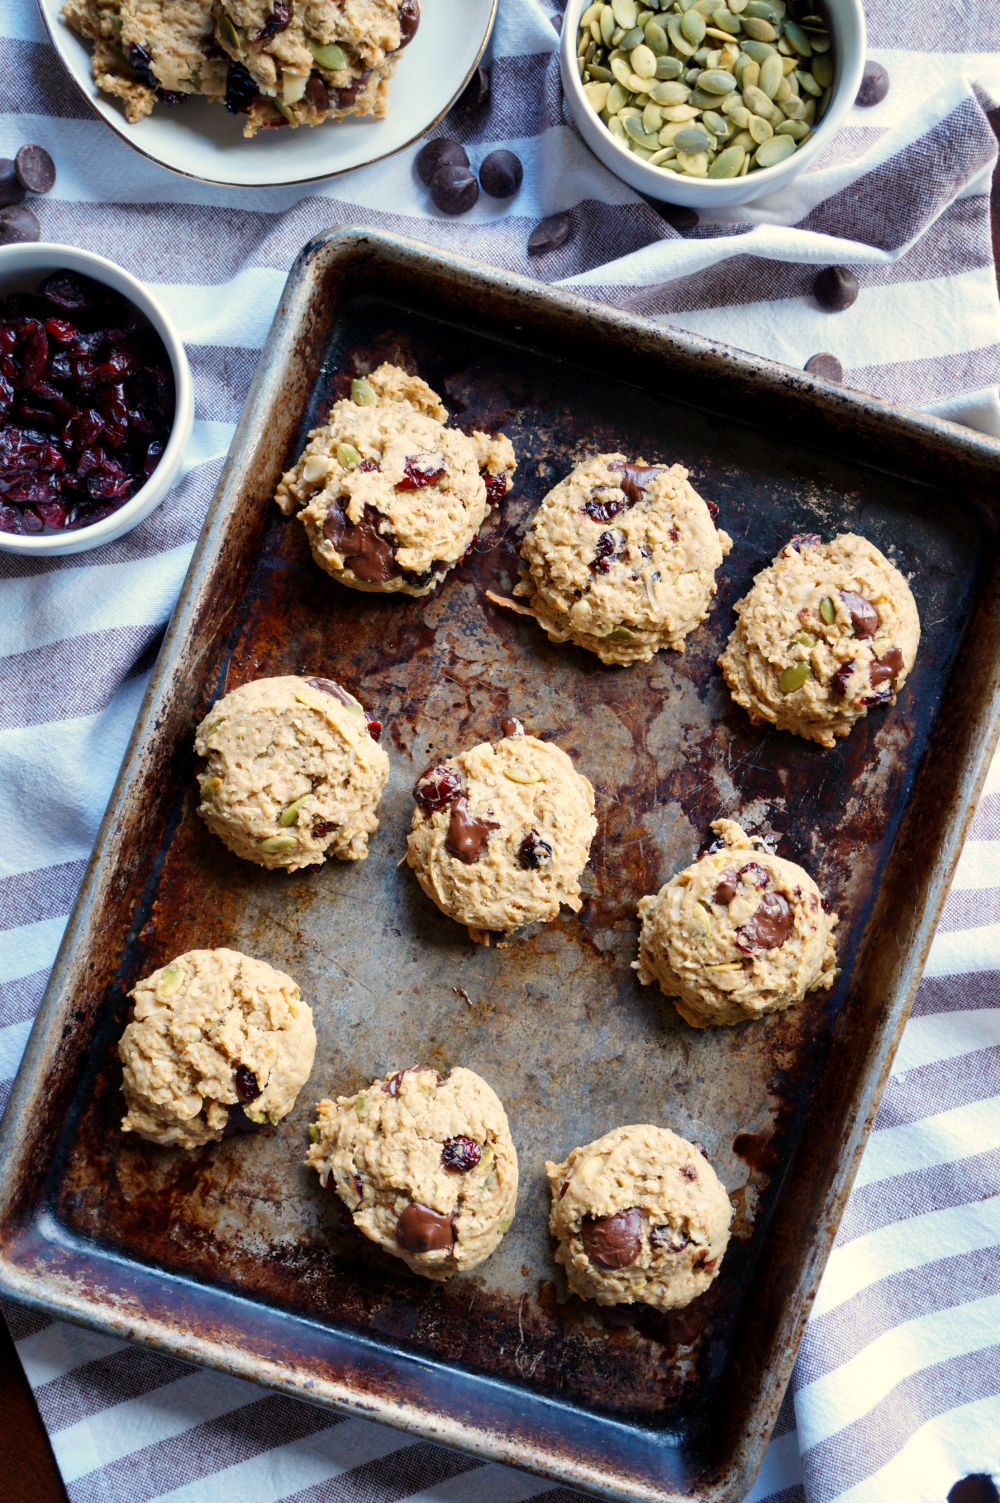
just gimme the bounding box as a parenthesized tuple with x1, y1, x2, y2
(582, 485, 627, 524)
(592, 529, 621, 572)
(679, 1164, 698, 1182)
(0, 371, 11, 420)
(157, 89, 190, 106)
(358, 457, 380, 472)
(442, 1136, 482, 1172)
(252, 0, 290, 41)
(70, 354, 102, 389)
(141, 439, 164, 482)
(312, 819, 334, 838)
(517, 829, 552, 869)
(27, 379, 75, 417)
(413, 765, 462, 812)
(8, 320, 48, 389)
(36, 497, 67, 528)
(786, 532, 821, 553)
(234, 1065, 261, 1102)
(37, 271, 105, 313)
(857, 684, 894, 708)
(128, 42, 157, 87)
(44, 317, 77, 343)
(831, 660, 855, 696)
(0, 500, 20, 532)
(87, 473, 132, 501)
(738, 861, 770, 889)
(20, 505, 43, 533)
(651, 1225, 689, 1252)
(395, 452, 445, 490)
(97, 340, 141, 384)
(364, 709, 382, 742)
(225, 60, 259, 114)
(327, 1175, 365, 1238)
(132, 365, 173, 416)
(483, 471, 508, 504)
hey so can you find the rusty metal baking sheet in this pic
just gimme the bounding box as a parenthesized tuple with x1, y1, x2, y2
(2, 230, 1000, 1503)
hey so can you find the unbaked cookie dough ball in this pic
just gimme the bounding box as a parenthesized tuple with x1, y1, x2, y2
(405, 720, 597, 936)
(195, 675, 389, 871)
(120, 948, 316, 1149)
(510, 454, 732, 666)
(545, 1125, 732, 1310)
(719, 531, 920, 748)
(307, 1065, 518, 1279)
(635, 818, 839, 1028)
(275, 363, 515, 597)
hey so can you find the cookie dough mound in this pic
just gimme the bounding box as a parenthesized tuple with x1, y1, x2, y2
(120, 948, 316, 1149)
(275, 364, 516, 597)
(307, 1065, 518, 1279)
(195, 675, 389, 871)
(405, 724, 597, 935)
(635, 818, 839, 1028)
(545, 1125, 732, 1310)
(719, 532, 920, 748)
(62, 0, 227, 124)
(213, 0, 417, 136)
(513, 454, 732, 666)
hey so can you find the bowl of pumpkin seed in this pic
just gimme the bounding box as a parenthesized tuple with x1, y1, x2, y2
(561, 0, 864, 206)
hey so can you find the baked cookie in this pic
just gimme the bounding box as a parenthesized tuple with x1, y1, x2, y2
(545, 1125, 732, 1310)
(62, 0, 227, 123)
(195, 675, 389, 871)
(214, 0, 419, 136)
(120, 947, 316, 1149)
(275, 364, 515, 597)
(635, 818, 839, 1028)
(307, 1065, 518, 1279)
(405, 720, 597, 936)
(508, 454, 731, 666)
(719, 532, 920, 748)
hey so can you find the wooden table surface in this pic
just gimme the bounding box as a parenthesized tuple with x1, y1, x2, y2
(2, 113, 1000, 1503)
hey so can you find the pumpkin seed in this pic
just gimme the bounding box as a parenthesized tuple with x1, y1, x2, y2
(711, 6, 741, 31)
(775, 117, 809, 137)
(338, 442, 362, 469)
(697, 67, 736, 92)
(740, 38, 775, 61)
(643, 101, 664, 130)
(744, 0, 780, 14)
(624, 116, 660, 147)
(676, 148, 709, 174)
(607, 80, 630, 110)
(759, 51, 783, 96)
(621, 25, 644, 48)
(651, 79, 691, 103)
(783, 20, 812, 54)
(612, 0, 638, 27)
(691, 901, 712, 937)
(585, 80, 611, 110)
(795, 66, 822, 95)
(780, 92, 808, 118)
(218, 12, 241, 51)
(681, 8, 707, 42)
(661, 102, 701, 120)
(504, 764, 543, 783)
(351, 376, 376, 405)
(655, 52, 683, 76)
(811, 51, 833, 86)
(645, 18, 669, 51)
(355, 1092, 370, 1119)
(648, 145, 677, 163)
(728, 103, 752, 127)
(819, 595, 836, 624)
(588, 62, 615, 80)
(793, 630, 816, 647)
(280, 793, 315, 826)
(607, 624, 637, 640)
(741, 58, 760, 91)
(260, 835, 299, 853)
(631, 42, 657, 75)
(308, 40, 346, 69)
(308, 1123, 321, 1143)
(708, 142, 746, 175)
(608, 115, 628, 139)
(601, 4, 616, 43)
(742, 15, 777, 38)
(703, 108, 729, 135)
(778, 660, 812, 693)
(675, 126, 713, 151)
(158, 965, 184, 998)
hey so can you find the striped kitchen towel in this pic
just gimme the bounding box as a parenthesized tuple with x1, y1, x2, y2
(2, 0, 1000, 1497)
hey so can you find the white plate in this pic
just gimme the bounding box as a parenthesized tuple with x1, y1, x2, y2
(35, 0, 497, 187)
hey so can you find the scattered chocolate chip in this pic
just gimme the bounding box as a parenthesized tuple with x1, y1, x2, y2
(413, 765, 462, 812)
(660, 203, 699, 231)
(442, 1135, 482, 1172)
(398, 0, 420, 44)
(738, 861, 770, 889)
(840, 589, 879, 638)
(517, 828, 553, 870)
(528, 212, 571, 255)
(0, 159, 27, 207)
(607, 459, 667, 507)
(234, 1065, 261, 1102)
(500, 716, 525, 738)
(479, 149, 523, 199)
(323, 500, 397, 582)
(0, 204, 40, 244)
(856, 61, 889, 108)
(455, 64, 489, 113)
(804, 352, 843, 382)
(736, 891, 792, 953)
(581, 1207, 643, 1269)
(651, 1225, 689, 1252)
(415, 137, 468, 185)
(446, 794, 499, 863)
(430, 163, 479, 215)
(305, 73, 330, 109)
(396, 1202, 455, 1253)
(714, 870, 738, 905)
(869, 644, 904, 688)
(679, 1164, 698, 1182)
(814, 265, 859, 312)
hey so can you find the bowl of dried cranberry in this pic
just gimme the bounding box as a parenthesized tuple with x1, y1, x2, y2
(0, 243, 192, 554)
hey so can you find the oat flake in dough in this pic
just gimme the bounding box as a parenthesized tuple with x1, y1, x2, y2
(635, 818, 839, 1028)
(513, 453, 732, 665)
(120, 948, 316, 1149)
(275, 363, 515, 597)
(307, 1065, 518, 1279)
(719, 531, 920, 747)
(406, 725, 597, 935)
(546, 1124, 732, 1310)
(195, 675, 389, 871)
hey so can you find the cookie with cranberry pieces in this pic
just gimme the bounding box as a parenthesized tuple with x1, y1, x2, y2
(719, 531, 920, 747)
(634, 818, 839, 1028)
(307, 1065, 518, 1279)
(276, 363, 515, 596)
(546, 1124, 732, 1310)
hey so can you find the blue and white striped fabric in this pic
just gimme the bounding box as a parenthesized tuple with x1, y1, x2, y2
(1, 0, 999, 1497)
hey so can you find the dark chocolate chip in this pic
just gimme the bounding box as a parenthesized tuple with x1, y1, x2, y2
(479, 149, 523, 199)
(398, 0, 420, 44)
(814, 265, 859, 312)
(430, 163, 479, 215)
(840, 589, 879, 638)
(736, 891, 792, 953)
(396, 1202, 455, 1253)
(856, 61, 890, 107)
(455, 64, 489, 113)
(415, 137, 468, 185)
(0, 159, 27, 208)
(869, 644, 904, 687)
(804, 352, 843, 382)
(0, 204, 40, 244)
(581, 1206, 643, 1269)
(500, 716, 524, 738)
(445, 794, 499, 863)
(305, 72, 330, 109)
(528, 212, 571, 255)
(607, 459, 667, 507)
(323, 500, 398, 582)
(713, 869, 739, 905)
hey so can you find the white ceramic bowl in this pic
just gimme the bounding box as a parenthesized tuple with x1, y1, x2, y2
(37, 0, 497, 189)
(561, 0, 865, 208)
(0, 243, 193, 556)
